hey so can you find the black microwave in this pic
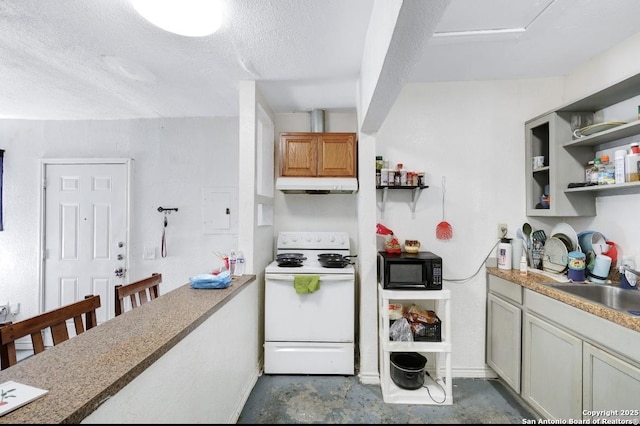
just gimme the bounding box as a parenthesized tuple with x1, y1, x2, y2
(378, 251, 442, 290)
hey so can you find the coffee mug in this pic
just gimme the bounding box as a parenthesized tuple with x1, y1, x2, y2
(587, 254, 611, 284)
(567, 251, 585, 270)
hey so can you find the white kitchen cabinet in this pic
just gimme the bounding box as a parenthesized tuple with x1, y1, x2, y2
(521, 287, 640, 421)
(522, 311, 583, 420)
(525, 113, 595, 216)
(525, 72, 640, 217)
(377, 285, 452, 405)
(486, 275, 523, 393)
(583, 341, 640, 422)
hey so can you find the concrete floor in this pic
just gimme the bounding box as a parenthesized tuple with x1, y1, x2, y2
(237, 375, 538, 424)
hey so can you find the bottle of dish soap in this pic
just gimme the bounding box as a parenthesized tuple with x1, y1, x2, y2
(519, 254, 528, 276)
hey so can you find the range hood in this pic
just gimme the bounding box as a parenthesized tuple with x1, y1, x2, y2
(276, 177, 358, 194)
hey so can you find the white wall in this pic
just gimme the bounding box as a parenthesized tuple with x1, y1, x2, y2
(375, 78, 562, 375)
(372, 32, 640, 377)
(0, 117, 239, 322)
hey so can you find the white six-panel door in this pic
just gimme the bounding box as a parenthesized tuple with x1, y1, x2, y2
(42, 160, 130, 332)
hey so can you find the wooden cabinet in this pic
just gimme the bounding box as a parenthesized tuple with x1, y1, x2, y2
(525, 72, 640, 217)
(486, 275, 523, 393)
(279, 132, 357, 177)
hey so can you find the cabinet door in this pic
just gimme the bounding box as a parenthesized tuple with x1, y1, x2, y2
(317, 133, 356, 177)
(486, 293, 522, 393)
(525, 113, 595, 217)
(279, 133, 317, 176)
(522, 312, 582, 420)
(583, 342, 640, 421)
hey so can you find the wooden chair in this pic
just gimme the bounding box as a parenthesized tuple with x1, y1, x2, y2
(0, 294, 101, 370)
(115, 273, 162, 316)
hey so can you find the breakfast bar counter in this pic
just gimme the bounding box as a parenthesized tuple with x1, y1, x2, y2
(0, 274, 257, 424)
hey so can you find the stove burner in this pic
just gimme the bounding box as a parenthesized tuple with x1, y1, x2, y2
(276, 261, 304, 267)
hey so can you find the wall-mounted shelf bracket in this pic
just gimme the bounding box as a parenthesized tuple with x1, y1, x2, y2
(376, 186, 428, 219)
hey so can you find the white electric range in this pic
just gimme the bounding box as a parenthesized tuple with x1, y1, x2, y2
(264, 231, 355, 375)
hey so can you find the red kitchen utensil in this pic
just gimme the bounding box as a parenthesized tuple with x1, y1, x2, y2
(436, 176, 453, 240)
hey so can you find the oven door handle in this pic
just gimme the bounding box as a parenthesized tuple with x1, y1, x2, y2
(265, 273, 352, 281)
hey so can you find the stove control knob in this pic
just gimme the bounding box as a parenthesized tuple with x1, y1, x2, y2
(306, 235, 312, 242)
(329, 235, 335, 242)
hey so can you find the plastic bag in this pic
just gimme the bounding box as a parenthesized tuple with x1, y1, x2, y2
(190, 270, 232, 289)
(389, 317, 413, 342)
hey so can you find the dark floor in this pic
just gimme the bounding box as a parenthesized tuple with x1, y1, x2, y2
(237, 374, 538, 424)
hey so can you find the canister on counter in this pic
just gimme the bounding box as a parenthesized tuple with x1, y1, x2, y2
(497, 238, 512, 270)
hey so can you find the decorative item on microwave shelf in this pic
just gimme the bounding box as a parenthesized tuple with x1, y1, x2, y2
(376, 223, 400, 253)
(436, 176, 453, 240)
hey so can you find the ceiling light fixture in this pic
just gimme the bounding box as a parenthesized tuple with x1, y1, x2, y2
(131, 0, 226, 37)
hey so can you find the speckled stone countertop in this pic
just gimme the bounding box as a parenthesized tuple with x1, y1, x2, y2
(486, 267, 640, 333)
(0, 274, 256, 424)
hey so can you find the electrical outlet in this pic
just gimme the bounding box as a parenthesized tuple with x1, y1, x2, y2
(9, 303, 19, 316)
(0, 303, 9, 317)
(497, 223, 508, 239)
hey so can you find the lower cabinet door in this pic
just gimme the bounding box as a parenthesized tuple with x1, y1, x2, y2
(522, 312, 582, 420)
(486, 293, 522, 393)
(583, 342, 640, 422)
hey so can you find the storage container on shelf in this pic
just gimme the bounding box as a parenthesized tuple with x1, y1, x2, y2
(614, 150, 626, 184)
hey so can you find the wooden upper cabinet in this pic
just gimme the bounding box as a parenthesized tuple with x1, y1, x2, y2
(279, 132, 357, 177)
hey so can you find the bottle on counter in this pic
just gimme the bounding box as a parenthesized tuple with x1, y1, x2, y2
(229, 250, 237, 276)
(235, 250, 245, 276)
(519, 254, 528, 276)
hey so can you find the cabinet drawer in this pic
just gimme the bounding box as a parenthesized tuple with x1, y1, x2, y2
(488, 275, 523, 305)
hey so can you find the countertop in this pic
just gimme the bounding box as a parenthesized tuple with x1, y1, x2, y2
(486, 267, 640, 333)
(0, 274, 256, 424)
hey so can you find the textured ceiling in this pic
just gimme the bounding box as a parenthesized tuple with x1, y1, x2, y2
(1, 0, 640, 121)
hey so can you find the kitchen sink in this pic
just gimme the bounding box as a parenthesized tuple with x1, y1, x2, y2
(544, 282, 640, 316)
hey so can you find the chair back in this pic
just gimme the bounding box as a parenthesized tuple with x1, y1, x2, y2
(115, 273, 162, 316)
(0, 294, 101, 370)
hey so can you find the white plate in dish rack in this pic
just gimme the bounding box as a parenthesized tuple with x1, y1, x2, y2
(543, 236, 568, 274)
(550, 222, 580, 252)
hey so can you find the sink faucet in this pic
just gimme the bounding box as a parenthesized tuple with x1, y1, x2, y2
(620, 265, 640, 277)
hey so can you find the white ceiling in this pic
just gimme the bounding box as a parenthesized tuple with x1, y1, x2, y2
(1, 0, 640, 121)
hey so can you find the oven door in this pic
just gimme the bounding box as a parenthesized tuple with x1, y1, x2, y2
(264, 273, 354, 342)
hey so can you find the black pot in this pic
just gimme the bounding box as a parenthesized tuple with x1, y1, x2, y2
(276, 258, 305, 267)
(317, 253, 357, 261)
(389, 352, 427, 390)
(276, 253, 307, 261)
(318, 258, 354, 268)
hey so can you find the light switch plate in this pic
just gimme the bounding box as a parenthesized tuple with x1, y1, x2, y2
(143, 246, 156, 260)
